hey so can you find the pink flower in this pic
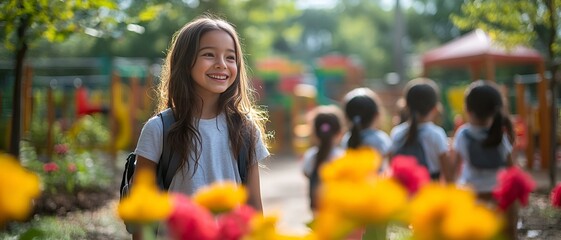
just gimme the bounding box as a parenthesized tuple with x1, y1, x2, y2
(167, 194, 218, 240)
(217, 205, 256, 240)
(551, 183, 561, 208)
(67, 163, 77, 173)
(43, 162, 59, 172)
(493, 167, 536, 211)
(54, 144, 68, 155)
(389, 155, 430, 195)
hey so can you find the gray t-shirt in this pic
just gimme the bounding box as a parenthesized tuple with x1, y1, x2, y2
(340, 128, 392, 156)
(134, 112, 269, 196)
(453, 124, 512, 193)
(389, 122, 449, 174)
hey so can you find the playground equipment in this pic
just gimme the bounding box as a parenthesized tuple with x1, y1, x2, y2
(314, 54, 364, 104)
(515, 74, 551, 169)
(1, 57, 159, 162)
(109, 58, 156, 155)
(254, 57, 307, 154)
(422, 29, 550, 170)
(254, 55, 366, 155)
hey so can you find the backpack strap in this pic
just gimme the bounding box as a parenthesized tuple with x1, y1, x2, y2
(238, 134, 249, 185)
(157, 108, 179, 190)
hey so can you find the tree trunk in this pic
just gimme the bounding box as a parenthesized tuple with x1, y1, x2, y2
(550, 65, 558, 188)
(10, 9, 29, 158)
(547, 0, 557, 188)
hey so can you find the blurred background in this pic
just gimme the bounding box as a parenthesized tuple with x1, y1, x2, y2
(1, 0, 560, 238)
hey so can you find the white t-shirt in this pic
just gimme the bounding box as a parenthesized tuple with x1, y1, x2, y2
(453, 124, 512, 193)
(134, 112, 269, 196)
(389, 122, 449, 174)
(302, 146, 345, 177)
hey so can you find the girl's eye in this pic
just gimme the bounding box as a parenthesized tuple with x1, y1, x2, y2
(227, 55, 236, 61)
(201, 52, 214, 57)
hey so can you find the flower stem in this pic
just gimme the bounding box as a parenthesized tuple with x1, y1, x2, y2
(141, 224, 157, 240)
(363, 224, 387, 240)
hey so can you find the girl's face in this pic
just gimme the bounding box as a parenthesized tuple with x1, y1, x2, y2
(191, 30, 238, 99)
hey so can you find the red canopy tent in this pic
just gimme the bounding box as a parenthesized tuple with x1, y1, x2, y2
(422, 29, 544, 81)
(421, 29, 550, 170)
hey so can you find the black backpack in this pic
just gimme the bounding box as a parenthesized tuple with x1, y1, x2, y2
(119, 109, 251, 200)
(394, 129, 429, 169)
(464, 131, 505, 169)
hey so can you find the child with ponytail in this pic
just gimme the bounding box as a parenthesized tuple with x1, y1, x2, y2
(389, 78, 451, 181)
(452, 80, 516, 239)
(341, 88, 392, 158)
(302, 105, 346, 212)
(452, 80, 514, 194)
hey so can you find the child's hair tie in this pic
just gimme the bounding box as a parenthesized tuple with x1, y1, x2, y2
(353, 115, 361, 124)
(320, 123, 330, 133)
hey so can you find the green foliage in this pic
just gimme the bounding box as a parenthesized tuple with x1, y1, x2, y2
(0, 0, 119, 49)
(21, 140, 112, 195)
(451, 0, 561, 57)
(66, 115, 110, 151)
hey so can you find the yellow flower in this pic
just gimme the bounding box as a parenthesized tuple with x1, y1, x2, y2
(0, 154, 41, 226)
(242, 214, 279, 240)
(193, 181, 247, 213)
(320, 178, 407, 225)
(243, 214, 314, 240)
(408, 183, 500, 240)
(442, 204, 503, 240)
(320, 147, 381, 183)
(117, 169, 172, 223)
(311, 209, 357, 240)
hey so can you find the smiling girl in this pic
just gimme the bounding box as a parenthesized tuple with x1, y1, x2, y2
(131, 15, 269, 238)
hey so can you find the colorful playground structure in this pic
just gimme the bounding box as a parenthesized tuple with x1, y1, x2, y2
(253, 54, 365, 155)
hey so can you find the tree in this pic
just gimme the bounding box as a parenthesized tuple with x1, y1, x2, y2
(452, 0, 561, 186)
(0, 0, 160, 158)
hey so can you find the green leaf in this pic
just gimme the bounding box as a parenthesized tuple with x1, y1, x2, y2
(18, 228, 46, 240)
(138, 4, 163, 22)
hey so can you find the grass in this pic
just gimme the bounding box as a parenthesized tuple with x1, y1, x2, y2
(1, 216, 86, 240)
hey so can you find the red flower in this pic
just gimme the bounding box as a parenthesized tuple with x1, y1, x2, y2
(67, 163, 77, 173)
(167, 194, 218, 240)
(551, 183, 561, 208)
(389, 155, 430, 195)
(54, 144, 68, 155)
(43, 162, 59, 172)
(217, 205, 256, 240)
(493, 167, 536, 211)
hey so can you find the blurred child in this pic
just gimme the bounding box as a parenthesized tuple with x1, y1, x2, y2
(341, 87, 392, 162)
(451, 80, 516, 239)
(389, 78, 451, 182)
(302, 105, 346, 212)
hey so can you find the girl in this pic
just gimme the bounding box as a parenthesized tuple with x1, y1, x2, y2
(132, 15, 269, 237)
(389, 78, 451, 181)
(302, 105, 345, 212)
(452, 80, 513, 193)
(341, 87, 392, 159)
(451, 80, 515, 238)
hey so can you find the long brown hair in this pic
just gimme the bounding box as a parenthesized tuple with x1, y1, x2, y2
(155, 14, 267, 174)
